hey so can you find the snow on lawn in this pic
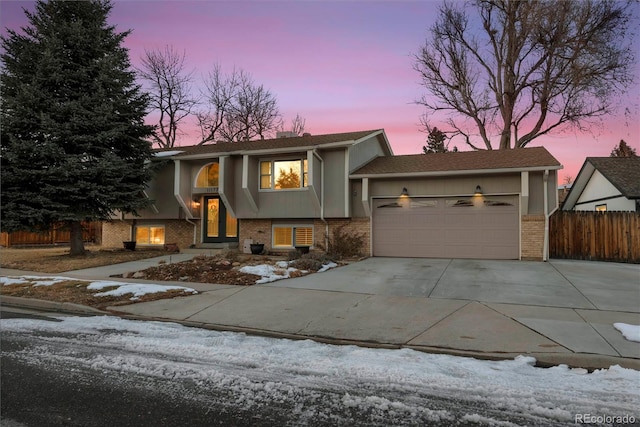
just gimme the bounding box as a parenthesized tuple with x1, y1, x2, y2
(1, 275, 197, 301)
(2, 315, 639, 425)
(614, 323, 640, 343)
(240, 260, 338, 284)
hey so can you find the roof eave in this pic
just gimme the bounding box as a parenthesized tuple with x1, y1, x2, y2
(350, 164, 562, 179)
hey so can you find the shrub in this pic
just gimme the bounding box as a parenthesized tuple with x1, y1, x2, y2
(327, 224, 365, 260)
(290, 252, 333, 271)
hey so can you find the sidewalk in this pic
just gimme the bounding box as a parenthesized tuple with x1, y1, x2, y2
(2, 256, 639, 370)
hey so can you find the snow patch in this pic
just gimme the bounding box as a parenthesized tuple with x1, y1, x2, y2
(614, 323, 640, 343)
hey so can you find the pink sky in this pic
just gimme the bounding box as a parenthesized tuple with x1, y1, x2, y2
(1, 0, 638, 183)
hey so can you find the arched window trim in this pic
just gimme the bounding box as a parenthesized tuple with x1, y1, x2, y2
(194, 162, 220, 188)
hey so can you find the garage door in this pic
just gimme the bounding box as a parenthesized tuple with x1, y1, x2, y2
(372, 196, 519, 259)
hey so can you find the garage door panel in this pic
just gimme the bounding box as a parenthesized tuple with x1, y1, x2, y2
(373, 196, 519, 260)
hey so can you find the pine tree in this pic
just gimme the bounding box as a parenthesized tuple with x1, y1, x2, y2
(610, 140, 637, 157)
(1, 0, 154, 255)
(422, 127, 456, 154)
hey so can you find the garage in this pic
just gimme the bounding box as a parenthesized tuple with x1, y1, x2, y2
(372, 195, 519, 259)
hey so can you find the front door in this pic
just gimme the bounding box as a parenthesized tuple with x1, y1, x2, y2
(203, 196, 238, 243)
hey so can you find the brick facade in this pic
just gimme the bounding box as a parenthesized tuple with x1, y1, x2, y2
(101, 221, 132, 247)
(238, 217, 371, 255)
(238, 219, 272, 250)
(521, 215, 545, 261)
(102, 219, 200, 250)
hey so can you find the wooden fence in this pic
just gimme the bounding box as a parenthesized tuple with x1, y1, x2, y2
(0, 222, 101, 248)
(549, 211, 640, 263)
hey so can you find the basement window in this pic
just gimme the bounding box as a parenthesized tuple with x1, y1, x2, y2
(136, 226, 165, 245)
(273, 226, 313, 248)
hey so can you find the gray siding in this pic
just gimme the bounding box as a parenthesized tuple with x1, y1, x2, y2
(322, 149, 348, 217)
(369, 174, 521, 199)
(349, 135, 385, 172)
(126, 161, 180, 219)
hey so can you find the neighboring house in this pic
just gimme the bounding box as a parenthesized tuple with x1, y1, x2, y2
(102, 129, 561, 260)
(562, 157, 640, 212)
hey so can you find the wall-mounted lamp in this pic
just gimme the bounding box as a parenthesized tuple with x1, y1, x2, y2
(474, 185, 483, 196)
(401, 187, 409, 197)
(192, 196, 201, 208)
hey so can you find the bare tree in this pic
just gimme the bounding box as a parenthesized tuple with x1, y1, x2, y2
(138, 46, 197, 148)
(197, 66, 281, 143)
(276, 113, 307, 136)
(414, 0, 635, 150)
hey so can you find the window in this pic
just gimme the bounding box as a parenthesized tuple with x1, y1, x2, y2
(273, 226, 313, 248)
(260, 159, 308, 190)
(195, 163, 219, 188)
(596, 204, 607, 212)
(136, 226, 165, 245)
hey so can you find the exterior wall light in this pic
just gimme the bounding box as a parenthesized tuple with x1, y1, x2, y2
(475, 185, 482, 195)
(401, 187, 409, 196)
(192, 196, 201, 208)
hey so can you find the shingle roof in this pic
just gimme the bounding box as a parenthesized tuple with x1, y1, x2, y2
(351, 146, 561, 176)
(587, 157, 640, 198)
(154, 130, 384, 158)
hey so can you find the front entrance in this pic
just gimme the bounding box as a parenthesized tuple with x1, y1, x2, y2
(203, 196, 238, 243)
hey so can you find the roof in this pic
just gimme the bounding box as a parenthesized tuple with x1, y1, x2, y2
(351, 146, 561, 177)
(153, 130, 388, 159)
(585, 157, 640, 198)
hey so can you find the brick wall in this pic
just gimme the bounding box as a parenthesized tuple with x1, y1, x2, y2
(102, 219, 200, 250)
(101, 221, 132, 247)
(239, 219, 272, 250)
(314, 218, 371, 256)
(239, 218, 371, 255)
(521, 215, 545, 261)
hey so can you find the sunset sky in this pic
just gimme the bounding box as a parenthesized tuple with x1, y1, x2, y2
(2, 0, 638, 182)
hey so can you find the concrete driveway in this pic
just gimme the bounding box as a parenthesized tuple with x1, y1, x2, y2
(269, 258, 640, 312)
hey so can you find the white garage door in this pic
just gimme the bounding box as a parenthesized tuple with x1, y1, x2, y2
(372, 196, 519, 259)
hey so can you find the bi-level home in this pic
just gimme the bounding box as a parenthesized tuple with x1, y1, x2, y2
(102, 129, 562, 260)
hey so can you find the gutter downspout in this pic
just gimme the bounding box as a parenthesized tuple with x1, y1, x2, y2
(313, 149, 329, 250)
(543, 170, 550, 261)
(185, 217, 197, 247)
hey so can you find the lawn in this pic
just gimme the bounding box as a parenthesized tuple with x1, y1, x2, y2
(0, 246, 168, 273)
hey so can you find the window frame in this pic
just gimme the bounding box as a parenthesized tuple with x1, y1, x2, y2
(259, 157, 308, 191)
(272, 225, 314, 249)
(135, 225, 166, 246)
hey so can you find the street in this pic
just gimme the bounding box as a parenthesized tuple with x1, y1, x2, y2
(1, 309, 638, 426)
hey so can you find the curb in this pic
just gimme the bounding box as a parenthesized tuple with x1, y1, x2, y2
(0, 295, 110, 315)
(3, 295, 639, 372)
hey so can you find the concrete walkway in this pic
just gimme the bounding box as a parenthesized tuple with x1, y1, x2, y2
(2, 255, 639, 370)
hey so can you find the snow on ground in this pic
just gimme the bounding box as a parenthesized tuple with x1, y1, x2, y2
(2, 315, 639, 426)
(240, 260, 337, 284)
(614, 323, 640, 343)
(1, 275, 197, 300)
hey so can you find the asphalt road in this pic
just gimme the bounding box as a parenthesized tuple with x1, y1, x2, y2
(0, 308, 581, 427)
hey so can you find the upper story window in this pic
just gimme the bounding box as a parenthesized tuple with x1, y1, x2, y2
(260, 159, 308, 190)
(195, 163, 219, 188)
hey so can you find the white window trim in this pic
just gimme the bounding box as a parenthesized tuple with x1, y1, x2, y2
(259, 157, 308, 192)
(271, 224, 314, 249)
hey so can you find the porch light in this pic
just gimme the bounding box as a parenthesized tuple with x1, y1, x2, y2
(401, 187, 409, 197)
(474, 185, 482, 196)
(192, 196, 201, 208)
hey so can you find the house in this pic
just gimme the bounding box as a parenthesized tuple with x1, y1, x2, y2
(562, 157, 640, 212)
(102, 129, 562, 260)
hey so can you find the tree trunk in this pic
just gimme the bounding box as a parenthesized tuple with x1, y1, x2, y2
(69, 221, 86, 256)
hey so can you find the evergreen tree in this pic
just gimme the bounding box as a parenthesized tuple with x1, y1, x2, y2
(610, 140, 637, 157)
(1, 0, 154, 255)
(422, 127, 456, 154)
